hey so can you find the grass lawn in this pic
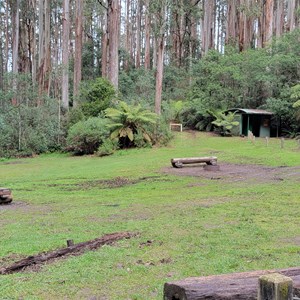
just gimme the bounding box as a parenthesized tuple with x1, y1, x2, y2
(0, 132, 299, 299)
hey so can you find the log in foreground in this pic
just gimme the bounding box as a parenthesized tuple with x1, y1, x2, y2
(0, 188, 13, 204)
(164, 267, 300, 300)
(171, 156, 218, 168)
(0, 232, 134, 275)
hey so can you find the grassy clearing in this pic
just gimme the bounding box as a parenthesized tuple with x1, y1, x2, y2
(0, 132, 299, 299)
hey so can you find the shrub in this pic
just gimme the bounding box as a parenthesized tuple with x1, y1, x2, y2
(0, 101, 63, 157)
(79, 77, 115, 117)
(105, 101, 158, 148)
(149, 118, 174, 146)
(96, 138, 118, 157)
(66, 117, 109, 155)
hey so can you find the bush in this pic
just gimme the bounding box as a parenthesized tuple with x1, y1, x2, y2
(148, 118, 174, 146)
(96, 138, 118, 157)
(105, 101, 158, 148)
(66, 117, 109, 155)
(79, 77, 115, 117)
(0, 101, 63, 157)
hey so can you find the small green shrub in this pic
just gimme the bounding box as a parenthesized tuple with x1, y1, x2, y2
(96, 138, 118, 157)
(133, 130, 152, 148)
(80, 77, 115, 117)
(66, 117, 109, 155)
(67, 107, 86, 129)
(151, 119, 174, 146)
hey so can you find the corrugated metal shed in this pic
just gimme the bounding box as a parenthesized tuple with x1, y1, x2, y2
(227, 108, 273, 115)
(225, 108, 276, 137)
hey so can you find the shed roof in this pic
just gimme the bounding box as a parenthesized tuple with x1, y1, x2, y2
(227, 108, 273, 115)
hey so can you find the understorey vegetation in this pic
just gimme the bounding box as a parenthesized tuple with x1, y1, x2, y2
(1, 30, 300, 157)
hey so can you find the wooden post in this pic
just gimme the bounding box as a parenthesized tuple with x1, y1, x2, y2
(280, 138, 284, 149)
(266, 137, 269, 147)
(258, 273, 293, 300)
(67, 239, 74, 247)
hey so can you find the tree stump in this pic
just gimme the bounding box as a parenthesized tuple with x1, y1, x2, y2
(0, 188, 13, 204)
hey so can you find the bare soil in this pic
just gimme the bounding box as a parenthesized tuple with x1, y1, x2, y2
(162, 163, 300, 184)
(46, 175, 168, 191)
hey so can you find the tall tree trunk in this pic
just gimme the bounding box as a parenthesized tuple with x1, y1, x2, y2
(62, 0, 70, 110)
(275, 0, 284, 38)
(135, 0, 141, 68)
(202, 0, 215, 55)
(124, 0, 131, 71)
(144, 0, 151, 69)
(226, 0, 237, 46)
(38, 0, 44, 68)
(238, 0, 255, 51)
(155, 34, 165, 115)
(287, 0, 296, 32)
(4, 0, 9, 76)
(31, 0, 37, 85)
(264, 0, 274, 45)
(37, 0, 51, 99)
(11, 0, 20, 105)
(154, 4, 167, 115)
(101, 8, 108, 78)
(73, 0, 83, 106)
(108, 0, 119, 90)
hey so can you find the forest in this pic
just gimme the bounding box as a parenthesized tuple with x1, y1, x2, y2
(0, 0, 300, 157)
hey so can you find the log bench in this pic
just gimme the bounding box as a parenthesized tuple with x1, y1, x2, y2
(171, 156, 218, 168)
(0, 188, 13, 204)
(163, 267, 300, 300)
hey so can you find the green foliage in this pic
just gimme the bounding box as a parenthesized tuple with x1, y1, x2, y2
(105, 101, 158, 148)
(211, 111, 239, 136)
(79, 77, 115, 117)
(96, 138, 118, 157)
(150, 118, 174, 146)
(179, 98, 215, 131)
(66, 117, 109, 155)
(291, 84, 300, 109)
(66, 107, 86, 129)
(186, 31, 300, 134)
(163, 66, 191, 101)
(0, 102, 62, 157)
(119, 69, 155, 103)
(162, 100, 185, 122)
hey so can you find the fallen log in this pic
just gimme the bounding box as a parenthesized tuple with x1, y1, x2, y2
(0, 232, 134, 275)
(164, 267, 300, 300)
(171, 157, 217, 168)
(0, 188, 13, 204)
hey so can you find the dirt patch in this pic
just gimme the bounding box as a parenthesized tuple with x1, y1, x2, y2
(280, 236, 300, 246)
(0, 201, 29, 210)
(47, 176, 167, 191)
(162, 163, 300, 184)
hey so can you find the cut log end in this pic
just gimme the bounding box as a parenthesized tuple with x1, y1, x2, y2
(0, 188, 13, 204)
